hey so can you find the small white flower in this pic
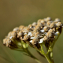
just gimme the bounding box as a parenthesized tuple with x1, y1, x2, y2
(8, 39, 11, 43)
(47, 17, 51, 21)
(39, 38, 44, 43)
(24, 32, 27, 35)
(40, 30, 44, 33)
(30, 37, 35, 39)
(13, 27, 19, 31)
(55, 31, 59, 36)
(55, 18, 60, 22)
(32, 22, 37, 26)
(56, 22, 61, 27)
(9, 36, 13, 39)
(17, 31, 23, 37)
(28, 32, 32, 36)
(30, 40, 33, 43)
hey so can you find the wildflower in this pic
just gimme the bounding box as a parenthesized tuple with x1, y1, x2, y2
(54, 18, 61, 22)
(3, 17, 63, 63)
(3, 17, 63, 49)
(13, 27, 19, 32)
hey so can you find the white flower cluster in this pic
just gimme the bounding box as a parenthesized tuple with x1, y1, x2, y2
(3, 17, 63, 48)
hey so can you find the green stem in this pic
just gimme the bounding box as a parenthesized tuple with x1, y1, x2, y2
(40, 45, 54, 63)
(23, 48, 42, 63)
(44, 54, 54, 63)
(47, 49, 54, 63)
(35, 59, 42, 63)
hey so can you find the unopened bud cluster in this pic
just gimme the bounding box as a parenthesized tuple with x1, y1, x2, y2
(3, 17, 63, 48)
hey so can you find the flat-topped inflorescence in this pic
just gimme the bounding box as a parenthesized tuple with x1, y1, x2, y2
(3, 17, 63, 49)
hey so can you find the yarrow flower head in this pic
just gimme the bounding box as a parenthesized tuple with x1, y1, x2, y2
(3, 17, 63, 63)
(3, 17, 63, 49)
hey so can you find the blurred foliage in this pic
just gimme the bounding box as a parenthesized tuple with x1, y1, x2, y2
(0, 0, 63, 63)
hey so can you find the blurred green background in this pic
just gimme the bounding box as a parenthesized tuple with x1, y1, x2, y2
(0, 0, 63, 63)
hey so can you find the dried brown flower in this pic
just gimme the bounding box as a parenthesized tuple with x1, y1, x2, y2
(3, 17, 63, 49)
